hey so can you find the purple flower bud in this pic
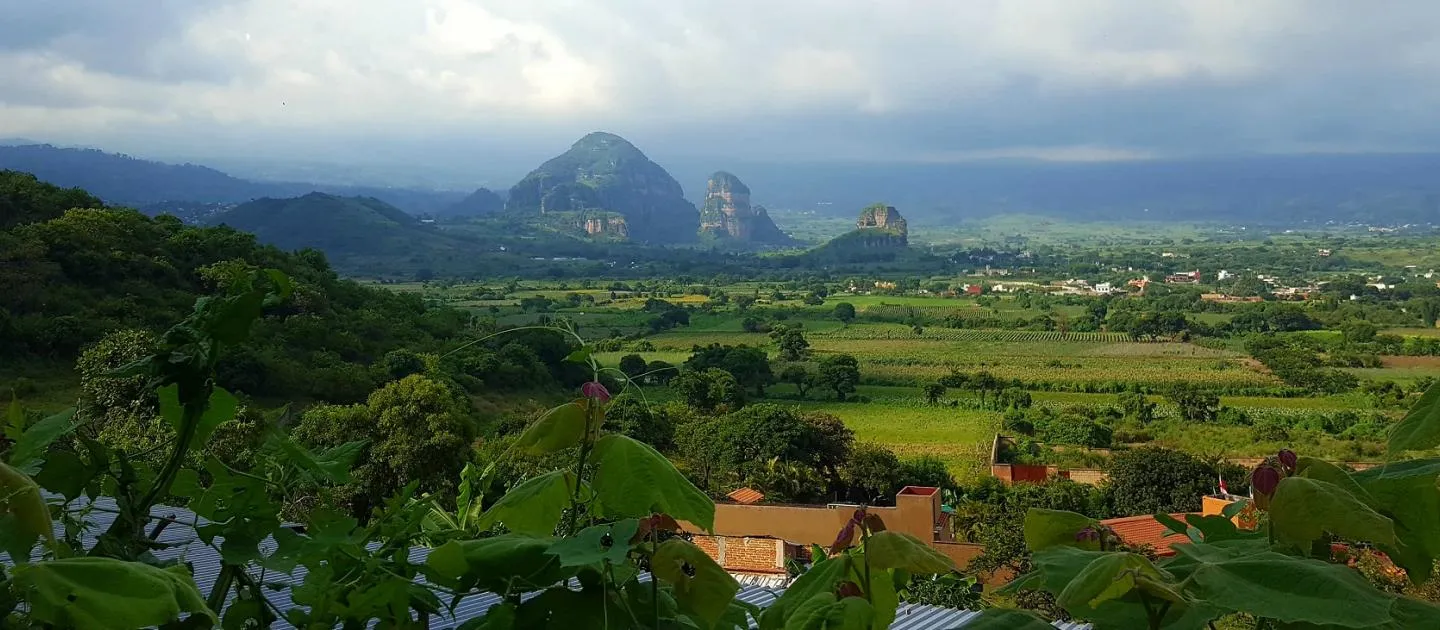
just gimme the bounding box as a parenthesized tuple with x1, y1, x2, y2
(836, 581, 863, 599)
(1251, 465, 1281, 496)
(581, 381, 611, 402)
(1278, 449, 1298, 473)
(1074, 527, 1099, 542)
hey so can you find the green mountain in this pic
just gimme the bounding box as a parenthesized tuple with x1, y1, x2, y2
(506, 132, 698, 242)
(698, 171, 795, 246)
(208, 193, 475, 273)
(442, 187, 504, 217)
(808, 203, 910, 262)
(1, 170, 105, 230)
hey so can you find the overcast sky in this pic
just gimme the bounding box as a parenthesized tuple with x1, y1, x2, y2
(4, 1, 1440, 183)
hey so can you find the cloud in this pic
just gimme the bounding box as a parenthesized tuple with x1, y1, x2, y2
(4, 0, 1440, 168)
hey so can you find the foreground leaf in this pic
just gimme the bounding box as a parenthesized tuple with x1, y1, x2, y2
(1352, 458, 1440, 583)
(8, 408, 79, 474)
(426, 535, 570, 595)
(1186, 551, 1393, 627)
(1023, 508, 1101, 552)
(965, 609, 1059, 630)
(759, 556, 851, 630)
(652, 538, 739, 627)
(592, 434, 715, 531)
(1388, 380, 1440, 454)
(515, 401, 587, 455)
(865, 531, 953, 573)
(1269, 477, 1394, 549)
(13, 558, 215, 629)
(545, 519, 639, 567)
(474, 470, 577, 537)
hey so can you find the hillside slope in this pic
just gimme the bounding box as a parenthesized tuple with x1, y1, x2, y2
(210, 193, 465, 261)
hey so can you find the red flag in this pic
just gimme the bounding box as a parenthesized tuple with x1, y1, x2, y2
(1219, 470, 1229, 496)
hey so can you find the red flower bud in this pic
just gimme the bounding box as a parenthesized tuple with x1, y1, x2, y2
(581, 381, 611, 402)
(1251, 465, 1281, 496)
(1278, 449, 1298, 473)
(836, 581, 863, 599)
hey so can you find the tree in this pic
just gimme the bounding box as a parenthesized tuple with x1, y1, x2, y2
(1104, 447, 1216, 516)
(923, 382, 946, 404)
(774, 327, 810, 362)
(995, 387, 1032, 410)
(76, 329, 169, 465)
(671, 368, 746, 413)
(817, 354, 860, 400)
(646, 360, 676, 384)
(1042, 414, 1113, 448)
(618, 353, 648, 382)
(685, 344, 774, 397)
(1116, 391, 1157, 424)
(603, 393, 674, 450)
(1341, 320, 1380, 344)
(843, 443, 903, 504)
(1165, 383, 1220, 423)
(970, 371, 1000, 407)
(294, 374, 474, 518)
(781, 364, 814, 398)
(378, 348, 426, 382)
(899, 455, 956, 491)
(833, 302, 857, 325)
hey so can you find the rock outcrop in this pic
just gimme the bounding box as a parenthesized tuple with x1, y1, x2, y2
(698, 171, 794, 245)
(852, 203, 908, 247)
(583, 214, 629, 238)
(506, 132, 698, 242)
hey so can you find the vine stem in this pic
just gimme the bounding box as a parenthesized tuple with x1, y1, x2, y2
(565, 400, 597, 535)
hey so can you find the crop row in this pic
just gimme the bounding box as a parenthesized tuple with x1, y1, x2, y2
(818, 326, 1129, 343)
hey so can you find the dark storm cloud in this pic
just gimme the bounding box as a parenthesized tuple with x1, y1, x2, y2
(5, 0, 1440, 170)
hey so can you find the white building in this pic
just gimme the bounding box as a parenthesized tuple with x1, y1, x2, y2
(1217, 270, 1233, 281)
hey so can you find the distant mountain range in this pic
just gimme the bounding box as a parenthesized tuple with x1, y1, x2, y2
(0, 144, 465, 216)
(7, 140, 1440, 228)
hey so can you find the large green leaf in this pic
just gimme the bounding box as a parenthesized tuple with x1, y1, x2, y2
(1269, 477, 1395, 549)
(864, 531, 953, 574)
(651, 538, 739, 627)
(1023, 508, 1101, 552)
(514, 401, 587, 455)
(591, 434, 715, 532)
(1186, 552, 1394, 627)
(1294, 456, 1376, 508)
(0, 460, 52, 554)
(1000, 546, 1109, 596)
(1058, 552, 1179, 610)
(13, 558, 215, 629)
(425, 535, 571, 595)
(267, 430, 366, 484)
(545, 519, 639, 567)
(1388, 379, 1440, 454)
(759, 556, 851, 630)
(783, 593, 873, 630)
(964, 609, 1057, 630)
(159, 385, 238, 446)
(8, 408, 79, 474)
(1352, 458, 1440, 583)
(475, 470, 577, 537)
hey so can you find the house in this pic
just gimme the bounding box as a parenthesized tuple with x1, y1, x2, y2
(682, 486, 991, 582)
(1127, 277, 1151, 294)
(873, 280, 896, 290)
(1093, 282, 1115, 295)
(1201, 293, 1263, 303)
(963, 284, 984, 296)
(1318, 249, 1333, 257)
(1216, 270, 1233, 281)
(1165, 271, 1201, 284)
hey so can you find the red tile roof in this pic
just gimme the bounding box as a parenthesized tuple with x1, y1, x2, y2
(726, 487, 765, 505)
(1101, 514, 1192, 557)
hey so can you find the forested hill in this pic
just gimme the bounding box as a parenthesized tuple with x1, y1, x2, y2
(0, 171, 584, 405)
(0, 144, 466, 216)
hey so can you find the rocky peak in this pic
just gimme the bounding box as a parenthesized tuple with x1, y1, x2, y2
(698, 171, 794, 245)
(505, 131, 697, 242)
(857, 203, 907, 234)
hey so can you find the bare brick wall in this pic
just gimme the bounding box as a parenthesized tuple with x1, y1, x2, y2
(691, 535, 784, 573)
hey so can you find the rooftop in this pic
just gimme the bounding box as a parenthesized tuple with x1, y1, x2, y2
(1100, 514, 1192, 557)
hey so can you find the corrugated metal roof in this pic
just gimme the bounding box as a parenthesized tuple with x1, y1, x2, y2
(17, 497, 1088, 629)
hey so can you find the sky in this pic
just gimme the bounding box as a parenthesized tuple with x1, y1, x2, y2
(4, 1, 1440, 185)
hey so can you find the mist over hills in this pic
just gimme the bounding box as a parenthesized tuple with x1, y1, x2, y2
(5, 140, 1440, 228)
(0, 144, 465, 216)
